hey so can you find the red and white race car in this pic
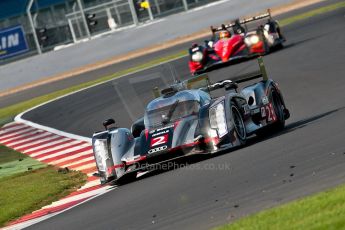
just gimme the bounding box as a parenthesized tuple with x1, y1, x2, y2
(189, 10, 285, 75)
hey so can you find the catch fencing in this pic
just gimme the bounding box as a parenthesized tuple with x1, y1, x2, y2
(0, 0, 218, 64)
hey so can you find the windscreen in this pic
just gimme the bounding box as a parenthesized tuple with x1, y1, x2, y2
(144, 100, 200, 129)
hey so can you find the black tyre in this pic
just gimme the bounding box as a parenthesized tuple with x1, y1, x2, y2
(256, 89, 285, 137)
(263, 39, 270, 54)
(230, 102, 246, 145)
(270, 89, 285, 131)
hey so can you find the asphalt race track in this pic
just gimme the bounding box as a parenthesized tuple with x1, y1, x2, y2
(24, 5, 345, 230)
(0, 0, 338, 108)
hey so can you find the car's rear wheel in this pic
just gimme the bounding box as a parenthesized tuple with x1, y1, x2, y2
(231, 102, 246, 145)
(271, 89, 285, 131)
(256, 89, 285, 137)
(263, 40, 270, 54)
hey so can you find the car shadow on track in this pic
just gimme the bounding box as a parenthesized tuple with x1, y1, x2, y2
(245, 107, 341, 148)
(113, 107, 342, 186)
(282, 33, 326, 50)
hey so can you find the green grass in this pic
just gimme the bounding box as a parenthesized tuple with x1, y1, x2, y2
(0, 2, 343, 227)
(215, 184, 345, 230)
(0, 157, 46, 179)
(0, 50, 187, 126)
(0, 145, 28, 164)
(0, 1, 344, 126)
(0, 166, 87, 227)
(0, 1, 345, 125)
(0, 145, 46, 178)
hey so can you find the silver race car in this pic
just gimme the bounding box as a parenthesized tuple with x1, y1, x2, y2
(92, 58, 290, 184)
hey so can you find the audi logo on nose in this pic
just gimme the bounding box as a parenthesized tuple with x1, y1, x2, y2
(148, 145, 168, 154)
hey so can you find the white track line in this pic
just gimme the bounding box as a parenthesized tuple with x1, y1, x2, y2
(79, 180, 101, 190)
(44, 186, 111, 208)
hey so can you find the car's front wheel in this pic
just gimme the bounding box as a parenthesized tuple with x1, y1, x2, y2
(231, 102, 247, 145)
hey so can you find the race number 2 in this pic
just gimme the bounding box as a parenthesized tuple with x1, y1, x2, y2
(151, 134, 168, 147)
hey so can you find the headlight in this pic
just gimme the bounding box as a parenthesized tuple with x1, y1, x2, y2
(245, 35, 260, 46)
(250, 35, 260, 44)
(93, 139, 110, 172)
(192, 51, 203, 62)
(209, 102, 228, 138)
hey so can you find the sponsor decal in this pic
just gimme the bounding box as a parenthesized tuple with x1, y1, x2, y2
(192, 47, 200, 52)
(151, 134, 168, 147)
(0, 25, 29, 59)
(152, 129, 169, 137)
(148, 145, 168, 154)
(149, 124, 174, 134)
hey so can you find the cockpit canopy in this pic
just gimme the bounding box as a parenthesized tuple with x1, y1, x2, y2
(144, 90, 210, 129)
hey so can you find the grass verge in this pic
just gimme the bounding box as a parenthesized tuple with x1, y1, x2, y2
(214, 184, 345, 230)
(1, 1, 345, 126)
(0, 145, 46, 178)
(0, 165, 87, 227)
(0, 50, 186, 126)
(0, 145, 28, 164)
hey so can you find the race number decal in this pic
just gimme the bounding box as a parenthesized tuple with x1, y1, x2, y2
(151, 134, 168, 147)
(261, 103, 277, 122)
(266, 104, 276, 122)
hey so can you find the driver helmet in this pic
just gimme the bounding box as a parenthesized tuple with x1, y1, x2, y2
(219, 30, 230, 39)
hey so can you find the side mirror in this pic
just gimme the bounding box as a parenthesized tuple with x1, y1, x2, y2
(131, 117, 145, 138)
(103, 118, 115, 130)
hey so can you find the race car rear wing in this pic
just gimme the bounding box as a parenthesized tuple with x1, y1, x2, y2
(152, 57, 268, 98)
(210, 9, 272, 34)
(207, 57, 269, 91)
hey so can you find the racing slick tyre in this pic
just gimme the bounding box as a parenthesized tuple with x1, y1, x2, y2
(263, 39, 270, 54)
(256, 89, 285, 137)
(270, 89, 285, 131)
(275, 42, 284, 50)
(230, 101, 246, 145)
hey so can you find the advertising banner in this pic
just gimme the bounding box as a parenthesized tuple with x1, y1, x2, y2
(0, 25, 29, 59)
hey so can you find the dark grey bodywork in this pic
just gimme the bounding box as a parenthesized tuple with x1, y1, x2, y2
(92, 71, 289, 184)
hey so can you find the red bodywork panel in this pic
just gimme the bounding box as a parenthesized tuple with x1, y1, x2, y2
(188, 50, 220, 74)
(249, 40, 265, 54)
(214, 35, 246, 62)
(189, 61, 204, 74)
(188, 34, 267, 74)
